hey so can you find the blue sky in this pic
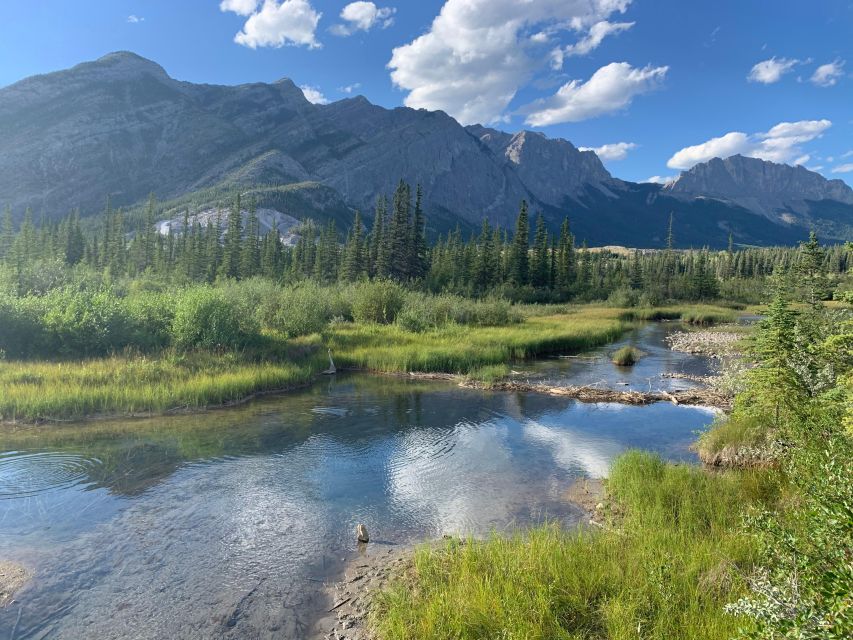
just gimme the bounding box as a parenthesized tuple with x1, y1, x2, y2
(1, 1, 851, 185)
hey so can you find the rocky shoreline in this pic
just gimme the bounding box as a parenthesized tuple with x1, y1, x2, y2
(665, 328, 742, 358)
(0, 561, 30, 608)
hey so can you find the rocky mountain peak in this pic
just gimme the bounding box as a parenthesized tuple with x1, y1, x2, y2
(667, 154, 853, 219)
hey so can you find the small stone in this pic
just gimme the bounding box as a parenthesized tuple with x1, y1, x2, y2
(356, 524, 369, 543)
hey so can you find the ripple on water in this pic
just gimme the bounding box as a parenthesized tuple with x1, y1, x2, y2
(0, 451, 103, 499)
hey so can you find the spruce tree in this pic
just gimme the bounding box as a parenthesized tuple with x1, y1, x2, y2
(220, 196, 243, 279)
(0, 205, 13, 261)
(509, 200, 530, 286)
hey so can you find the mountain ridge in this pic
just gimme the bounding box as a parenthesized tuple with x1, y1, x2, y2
(1, 51, 851, 247)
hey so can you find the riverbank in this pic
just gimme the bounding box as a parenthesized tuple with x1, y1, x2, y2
(322, 451, 776, 640)
(0, 304, 735, 424)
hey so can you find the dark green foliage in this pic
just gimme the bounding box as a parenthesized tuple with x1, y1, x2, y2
(171, 286, 253, 351)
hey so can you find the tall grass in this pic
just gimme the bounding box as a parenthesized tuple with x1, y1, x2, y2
(0, 339, 326, 422)
(373, 451, 777, 640)
(0, 303, 739, 422)
(619, 305, 736, 325)
(611, 345, 641, 366)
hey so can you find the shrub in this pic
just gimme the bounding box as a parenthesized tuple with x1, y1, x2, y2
(263, 281, 351, 337)
(612, 345, 641, 366)
(171, 286, 253, 351)
(351, 280, 405, 324)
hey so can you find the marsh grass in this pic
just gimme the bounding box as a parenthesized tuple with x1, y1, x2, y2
(373, 451, 777, 640)
(0, 304, 736, 422)
(619, 305, 737, 325)
(611, 345, 642, 366)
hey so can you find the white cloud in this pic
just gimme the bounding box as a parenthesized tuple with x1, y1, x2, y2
(299, 85, 329, 104)
(842, 150, 853, 159)
(226, 0, 322, 49)
(747, 57, 798, 84)
(338, 83, 362, 94)
(578, 141, 637, 161)
(220, 0, 259, 16)
(387, 0, 635, 125)
(646, 175, 677, 185)
(811, 59, 845, 87)
(807, 165, 824, 172)
(331, 2, 395, 36)
(563, 20, 634, 58)
(127, 15, 144, 23)
(832, 163, 853, 174)
(523, 62, 667, 126)
(667, 119, 832, 170)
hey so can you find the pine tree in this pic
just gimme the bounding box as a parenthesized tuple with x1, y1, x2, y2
(240, 199, 261, 278)
(509, 200, 530, 286)
(410, 184, 428, 280)
(798, 231, 828, 306)
(388, 180, 412, 280)
(372, 196, 390, 278)
(531, 212, 549, 288)
(0, 205, 14, 261)
(342, 211, 365, 282)
(220, 195, 243, 279)
(556, 217, 574, 292)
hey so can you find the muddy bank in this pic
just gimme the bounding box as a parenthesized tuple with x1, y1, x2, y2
(0, 561, 30, 608)
(312, 543, 413, 640)
(461, 380, 732, 410)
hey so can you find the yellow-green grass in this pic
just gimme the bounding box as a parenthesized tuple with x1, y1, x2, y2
(611, 345, 642, 366)
(372, 451, 778, 640)
(0, 304, 737, 423)
(620, 304, 737, 325)
(696, 414, 771, 460)
(327, 308, 628, 374)
(0, 339, 327, 423)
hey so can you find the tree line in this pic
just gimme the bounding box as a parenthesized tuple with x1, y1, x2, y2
(1, 181, 849, 304)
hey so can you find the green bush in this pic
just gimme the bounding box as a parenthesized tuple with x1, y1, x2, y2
(263, 281, 352, 337)
(351, 280, 405, 324)
(611, 345, 641, 366)
(171, 286, 254, 351)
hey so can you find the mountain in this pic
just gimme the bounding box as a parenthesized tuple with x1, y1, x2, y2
(1, 51, 851, 247)
(668, 154, 853, 218)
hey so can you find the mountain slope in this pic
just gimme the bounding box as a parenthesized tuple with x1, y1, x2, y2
(1, 52, 851, 247)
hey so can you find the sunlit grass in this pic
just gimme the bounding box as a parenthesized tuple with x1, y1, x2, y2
(0, 304, 736, 422)
(373, 451, 778, 640)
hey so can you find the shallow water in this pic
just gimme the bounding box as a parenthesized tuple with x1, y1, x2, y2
(0, 323, 717, 639)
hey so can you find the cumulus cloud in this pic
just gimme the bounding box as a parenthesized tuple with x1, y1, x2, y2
(127, 15, 144, 23)
(578, 141, 637, 161)
(224, 0, 322, 49)
(220, 0, 259, 15)
(299, 85, 329, 104)
(811, 59, 845, 87)
(832, 163, 853, 174)
(523, 62, 667, 126)
(564, 20, 634, 57)
(646, 175, 677, 185)
(747, 57, 798, 84)
(331, 2, 395, 36)
(338, 82, 362, 94)
(387, 0, 636, 125)
(667, 119, 832, 170)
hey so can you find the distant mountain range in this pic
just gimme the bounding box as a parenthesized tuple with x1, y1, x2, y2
(1, 51, 851, 248)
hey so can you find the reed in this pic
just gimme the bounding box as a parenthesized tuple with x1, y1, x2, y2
(611, 345, 642, 366)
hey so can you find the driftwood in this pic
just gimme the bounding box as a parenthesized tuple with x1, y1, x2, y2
(460, 380, 732, 410)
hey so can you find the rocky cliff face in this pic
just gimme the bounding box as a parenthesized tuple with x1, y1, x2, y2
(0, 51, 614, 228)
(667, 155, 853, 220)
(1, 52, 851, 247)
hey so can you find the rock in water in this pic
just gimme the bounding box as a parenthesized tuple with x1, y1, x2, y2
(356, 524, 369, 543)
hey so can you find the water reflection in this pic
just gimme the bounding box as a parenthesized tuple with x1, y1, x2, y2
(0, 326, 717, 639)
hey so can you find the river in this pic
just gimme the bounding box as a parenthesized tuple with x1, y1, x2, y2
(0, 322, 718, 639)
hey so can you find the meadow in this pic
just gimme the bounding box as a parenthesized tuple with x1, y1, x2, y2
(0, 282, 736, 423)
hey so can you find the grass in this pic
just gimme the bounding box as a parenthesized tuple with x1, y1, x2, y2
(0, 338, 327, 422)
(620, 305, 737, 325)
(372, 451, 778, 640)
(0, 304, 736, 423)
(611, 345, 642, 366)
